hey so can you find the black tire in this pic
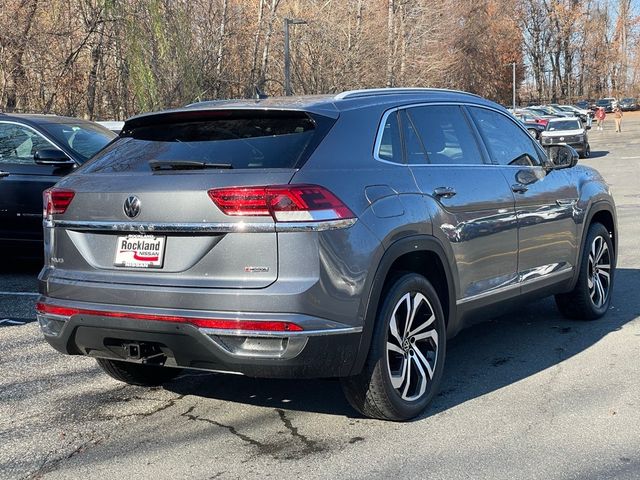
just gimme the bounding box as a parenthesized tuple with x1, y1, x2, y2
(555, 222, 614, 320)
(341, 273, 446, 421)
(580, 144, 590, 159)
(96, 358, 182, 386)
(527, 128, 539, 140)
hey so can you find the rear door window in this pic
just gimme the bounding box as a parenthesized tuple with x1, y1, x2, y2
(405, 105, 485, 165)
(82, 111, 331, 173)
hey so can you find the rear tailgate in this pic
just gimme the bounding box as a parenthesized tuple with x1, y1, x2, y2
(45, 109, 335, 289)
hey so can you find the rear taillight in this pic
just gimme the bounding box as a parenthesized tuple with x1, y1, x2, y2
(35, 302, 303, 332)
(208, 185, 355, 222)
(537, 119, 549, 127)
(43, 188, 75, 218)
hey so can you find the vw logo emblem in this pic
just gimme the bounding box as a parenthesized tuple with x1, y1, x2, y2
(559, 137, 565, 141)
(123, 196, 141, 219)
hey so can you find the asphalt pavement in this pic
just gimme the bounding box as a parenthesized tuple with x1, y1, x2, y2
(1, 115, 639, 480)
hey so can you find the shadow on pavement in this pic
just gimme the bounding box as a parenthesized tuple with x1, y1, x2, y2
(0, 257, 43, 274)
(165, 268, 639, 420)
(588, 150, 609, 158)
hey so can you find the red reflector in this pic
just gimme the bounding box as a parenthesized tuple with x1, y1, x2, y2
(44, 188, 75, 216)
(208, 184, 355, 222)
(36, 302, 303, 332)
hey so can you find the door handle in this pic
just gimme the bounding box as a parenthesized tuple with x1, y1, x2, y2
(433, 186, 457, 199)
(511, 184, 528, 194)
(0, 171, 9, 178)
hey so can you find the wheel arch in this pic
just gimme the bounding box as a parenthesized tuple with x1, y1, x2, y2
(570, 201, 617, 290)
(349, 235, 458, 375)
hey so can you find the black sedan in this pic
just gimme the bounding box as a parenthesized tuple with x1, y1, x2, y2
(0, 114, 116, 258)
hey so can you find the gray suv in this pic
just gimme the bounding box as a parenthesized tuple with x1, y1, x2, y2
(37, 89, 617, 421)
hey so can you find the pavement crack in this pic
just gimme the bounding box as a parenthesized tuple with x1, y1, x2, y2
(180, 406, 327, 460)
(275, 408, 322, 456)
(180, 406, 264, 450)
(24, 437, 102, 480)
(98, 394, 185, 421)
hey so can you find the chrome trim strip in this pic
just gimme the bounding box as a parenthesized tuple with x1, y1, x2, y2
(199, 325, 363, 338)
(276, 218, 357, 231)
(51, 218, 356, 233)
(456, 267, 574, 305)
(36, 312, 70, 322)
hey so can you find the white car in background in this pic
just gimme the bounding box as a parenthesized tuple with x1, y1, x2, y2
(540, 117, 590, 158)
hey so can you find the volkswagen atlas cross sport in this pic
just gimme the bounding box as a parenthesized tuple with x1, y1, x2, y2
(37, 88, 617, 421)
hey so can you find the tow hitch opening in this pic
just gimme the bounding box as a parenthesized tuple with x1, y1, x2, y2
(113, 341, 167, 364)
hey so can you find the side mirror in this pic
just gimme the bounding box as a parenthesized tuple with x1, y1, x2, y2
(34, 149, 74, 166)
(545, 145, 579, 170)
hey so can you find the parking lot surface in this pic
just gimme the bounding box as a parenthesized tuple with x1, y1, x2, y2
(1, 115, 639, 480)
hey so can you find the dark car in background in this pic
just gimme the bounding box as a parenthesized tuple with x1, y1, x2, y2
(36, 89, 617, 421)
(0, 114, 116, 258)
(513, 112, 546, 139)
(575, 100, 593, 111)
(596, 99, 614, 113)
(619, 98, 638, 111)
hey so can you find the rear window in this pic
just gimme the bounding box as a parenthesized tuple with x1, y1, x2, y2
(81, 111, 330, 173)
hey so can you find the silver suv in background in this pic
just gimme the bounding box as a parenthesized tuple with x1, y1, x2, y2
(37, 89, 617, 420)
(541, 117, 591, 158)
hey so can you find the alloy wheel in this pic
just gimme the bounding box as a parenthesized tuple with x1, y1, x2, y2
(588, 235, 611, 308)
(386, 292, 439, 402)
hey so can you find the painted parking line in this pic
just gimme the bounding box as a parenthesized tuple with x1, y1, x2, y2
(0, 318, 36, 326)
(0, 291, 39, 296)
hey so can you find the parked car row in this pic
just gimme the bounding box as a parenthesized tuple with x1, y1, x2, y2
(22, 88, 617, 421)
(511, 105, 591, 157)
(573, 97, 638, 113)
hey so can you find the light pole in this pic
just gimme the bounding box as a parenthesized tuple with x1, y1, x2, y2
(284, 18, 307, 96)
(512, 62, 516, 111)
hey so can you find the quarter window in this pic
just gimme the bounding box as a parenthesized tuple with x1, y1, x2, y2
(0, 123, 51, 165)
(469, 107, 542, 166)
(377, 111, 402, 163)
(406, 106, 484, 165)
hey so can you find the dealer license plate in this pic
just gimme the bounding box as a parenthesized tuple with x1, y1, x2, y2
(114, 235, 166, 268)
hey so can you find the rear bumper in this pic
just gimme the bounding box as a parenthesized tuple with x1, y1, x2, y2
(37, 297, 362, 378)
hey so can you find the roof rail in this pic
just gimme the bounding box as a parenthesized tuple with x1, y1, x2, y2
(334, 88, 481, 100)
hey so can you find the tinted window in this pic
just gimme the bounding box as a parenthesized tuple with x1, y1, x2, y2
(547, 120, 581, 131)
(469, 107, 542, 167)
(82, 112, 324, 173)
(407, 105, 484, 165)
(41, 122, 115, 161)
(378, 111, 402, 163)
(400, 111, 427, 164)
(0, 123, 52, 165)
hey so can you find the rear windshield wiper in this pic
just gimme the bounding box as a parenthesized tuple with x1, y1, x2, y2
(149, 160, 233, 171)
